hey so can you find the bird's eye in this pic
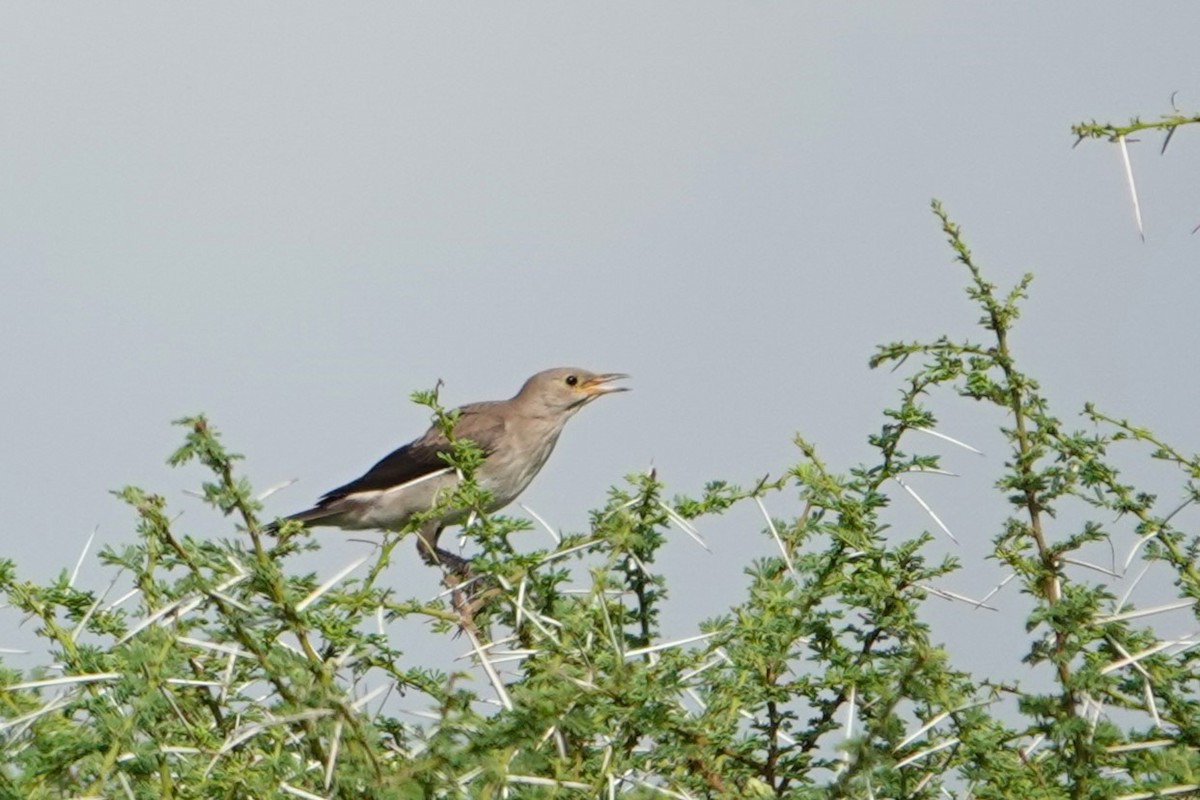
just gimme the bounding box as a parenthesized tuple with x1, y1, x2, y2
(565, 375, 579, 387)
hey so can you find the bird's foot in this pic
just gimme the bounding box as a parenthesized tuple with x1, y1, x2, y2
(418, 544, 479, 579)
(418, 544, 501, 628)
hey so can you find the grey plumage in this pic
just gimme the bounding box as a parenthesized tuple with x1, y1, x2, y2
(274, 367, 627, 571)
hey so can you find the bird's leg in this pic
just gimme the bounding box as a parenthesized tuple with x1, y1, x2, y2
(414, 526, 503, 631)
(416, 524, 475, 576)
(419, 542, 491, 632)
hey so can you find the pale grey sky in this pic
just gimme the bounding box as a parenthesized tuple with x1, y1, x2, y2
(3, 4, 1199, 677)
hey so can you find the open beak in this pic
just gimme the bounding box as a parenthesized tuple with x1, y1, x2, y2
(581, 372, 630, 399)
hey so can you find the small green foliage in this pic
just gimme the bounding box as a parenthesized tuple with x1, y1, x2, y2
(3, 206, 1200, 799)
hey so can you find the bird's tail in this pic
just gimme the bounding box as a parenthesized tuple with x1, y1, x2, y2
(261, 506, 342, 535)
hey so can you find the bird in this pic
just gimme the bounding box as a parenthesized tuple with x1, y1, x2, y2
(270, 368, 628, 573)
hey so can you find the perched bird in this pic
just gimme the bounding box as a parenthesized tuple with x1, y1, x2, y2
(272, 368, 628, 572)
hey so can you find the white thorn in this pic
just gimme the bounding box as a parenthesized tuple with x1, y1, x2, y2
(69, 528, 97, 589)
(1118, 134, 1145, 241)
(894, 477, 959, 544)
(296, 555, 370, 612)
(913, 427, 984, 455)
(519, 503, 560, 544)
(257, 479, 298, 501)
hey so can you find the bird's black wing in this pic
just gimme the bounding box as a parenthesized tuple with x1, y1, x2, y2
(315, 405, 506, 505)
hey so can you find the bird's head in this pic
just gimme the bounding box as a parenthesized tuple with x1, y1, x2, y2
(518, 367, 630, 415)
